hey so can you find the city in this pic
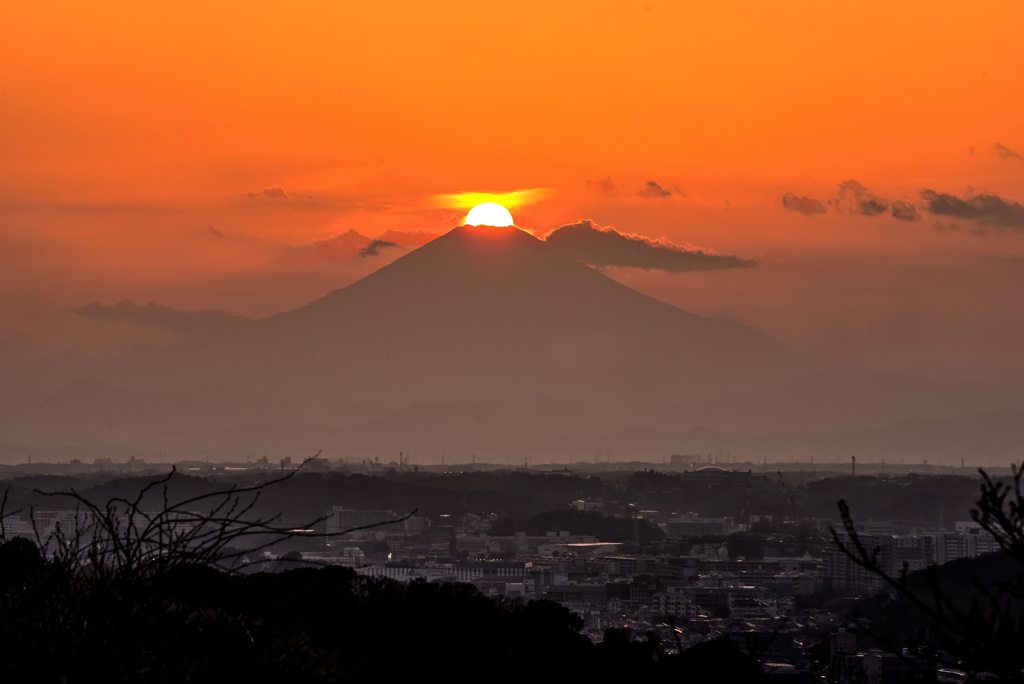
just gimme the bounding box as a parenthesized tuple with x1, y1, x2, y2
(1, 454, 1012, 681)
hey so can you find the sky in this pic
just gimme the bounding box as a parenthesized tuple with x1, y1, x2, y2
(3, 1, 1024, 377)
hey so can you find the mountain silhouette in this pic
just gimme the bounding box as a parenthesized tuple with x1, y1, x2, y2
(247, 225, 807, 407)
(4, 225, 1024, 462)
(0, 225, 818, 460)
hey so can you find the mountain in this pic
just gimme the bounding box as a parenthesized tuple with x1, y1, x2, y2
(5, 225, 1023, 465)
(248, 225, 807, 406)
(0, 225, 814, 461)
(12, 225, 1022, 464)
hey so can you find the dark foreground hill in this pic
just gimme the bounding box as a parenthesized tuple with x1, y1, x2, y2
(0, 539, 764, 684)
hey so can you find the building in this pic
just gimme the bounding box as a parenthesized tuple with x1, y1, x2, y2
(325, 506, 403, 535)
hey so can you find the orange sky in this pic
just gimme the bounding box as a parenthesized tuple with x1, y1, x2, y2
(2, 1, 1023, 374)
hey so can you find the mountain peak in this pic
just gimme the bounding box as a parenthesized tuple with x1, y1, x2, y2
(255, 218, 806, 412)
(428, 223, 544, 255)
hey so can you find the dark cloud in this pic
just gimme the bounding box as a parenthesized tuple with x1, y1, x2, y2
(995, 143, 1023, 162)
(859, 199, 888, 216)
(247, 187, 289, 200)
(836, 179, 869, 197)
(637, 181, 683, 198)
(835, 179, 889, 217)
(781, 193, 827, 214)
(307, 229, 435, 261)
(309, 229, 373, 260)
(543, 220, 755, 272)
(791, 180, 1024, 229)
(585, 176, 621, 195)
(638, 181, 671, 198)
(921, 190, 1024, 229)
(890, 201, 919, 221)
(358, 239, 402, 257)
(72, 301, 252, 334)
(832, 180, 921, 221)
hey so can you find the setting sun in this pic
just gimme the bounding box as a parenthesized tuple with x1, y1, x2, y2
(464, 202, 514, 228)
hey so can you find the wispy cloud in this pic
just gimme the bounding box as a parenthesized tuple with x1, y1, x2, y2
(307, 229, 438, 261)
(585, 176, 620, 195)
(890, 201, 919, 221)
(833, 179, 894, 217)
(994, 142, 1023, 162)
(637, 181, 683, 198)
(358, 239, 402, 257)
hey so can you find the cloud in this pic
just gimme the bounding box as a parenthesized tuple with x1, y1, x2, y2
(994, 143, 1023, 162)
(859, 199, 888, 216)
(309, 229, 375, 261)
(308, 229, 439, 261)
(835, 179, 869, 197)
(637, 181, 683, 198)
(834, 179, 892, 217)
(585, 176, 620, 195)
(205, 225, 224, 237)
(358, 239, 402, 257)
(262, 187, 289, 200)
(247, 187, 289, 200)
(543, 220, 756, 272)
(781, 193, 827, 214)
(378, 230, 439, 249)
(922, 190, 1024, 229)
(788, 181, 1024, 230)
(890, 201, 919, 221)
(826, 180, 920, 221)
(71, 301, 252, 334)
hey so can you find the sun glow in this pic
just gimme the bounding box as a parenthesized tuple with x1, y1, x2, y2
(464, 202, 514, 228)
(435, 188, 551, 211)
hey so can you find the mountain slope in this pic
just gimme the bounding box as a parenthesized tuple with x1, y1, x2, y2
(248, 225, 807, 407)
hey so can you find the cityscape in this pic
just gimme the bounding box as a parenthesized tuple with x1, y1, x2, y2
(1, 454, 1015, 681)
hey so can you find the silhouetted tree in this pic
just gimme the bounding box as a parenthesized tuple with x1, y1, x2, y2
(0, 461, 770, 683)
(659, 636, 767, 684)
(831, 464, 1024, 680)
(0, 457, 404, 682)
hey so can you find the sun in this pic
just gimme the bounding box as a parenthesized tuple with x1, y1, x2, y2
(464, 202, 514, 227)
